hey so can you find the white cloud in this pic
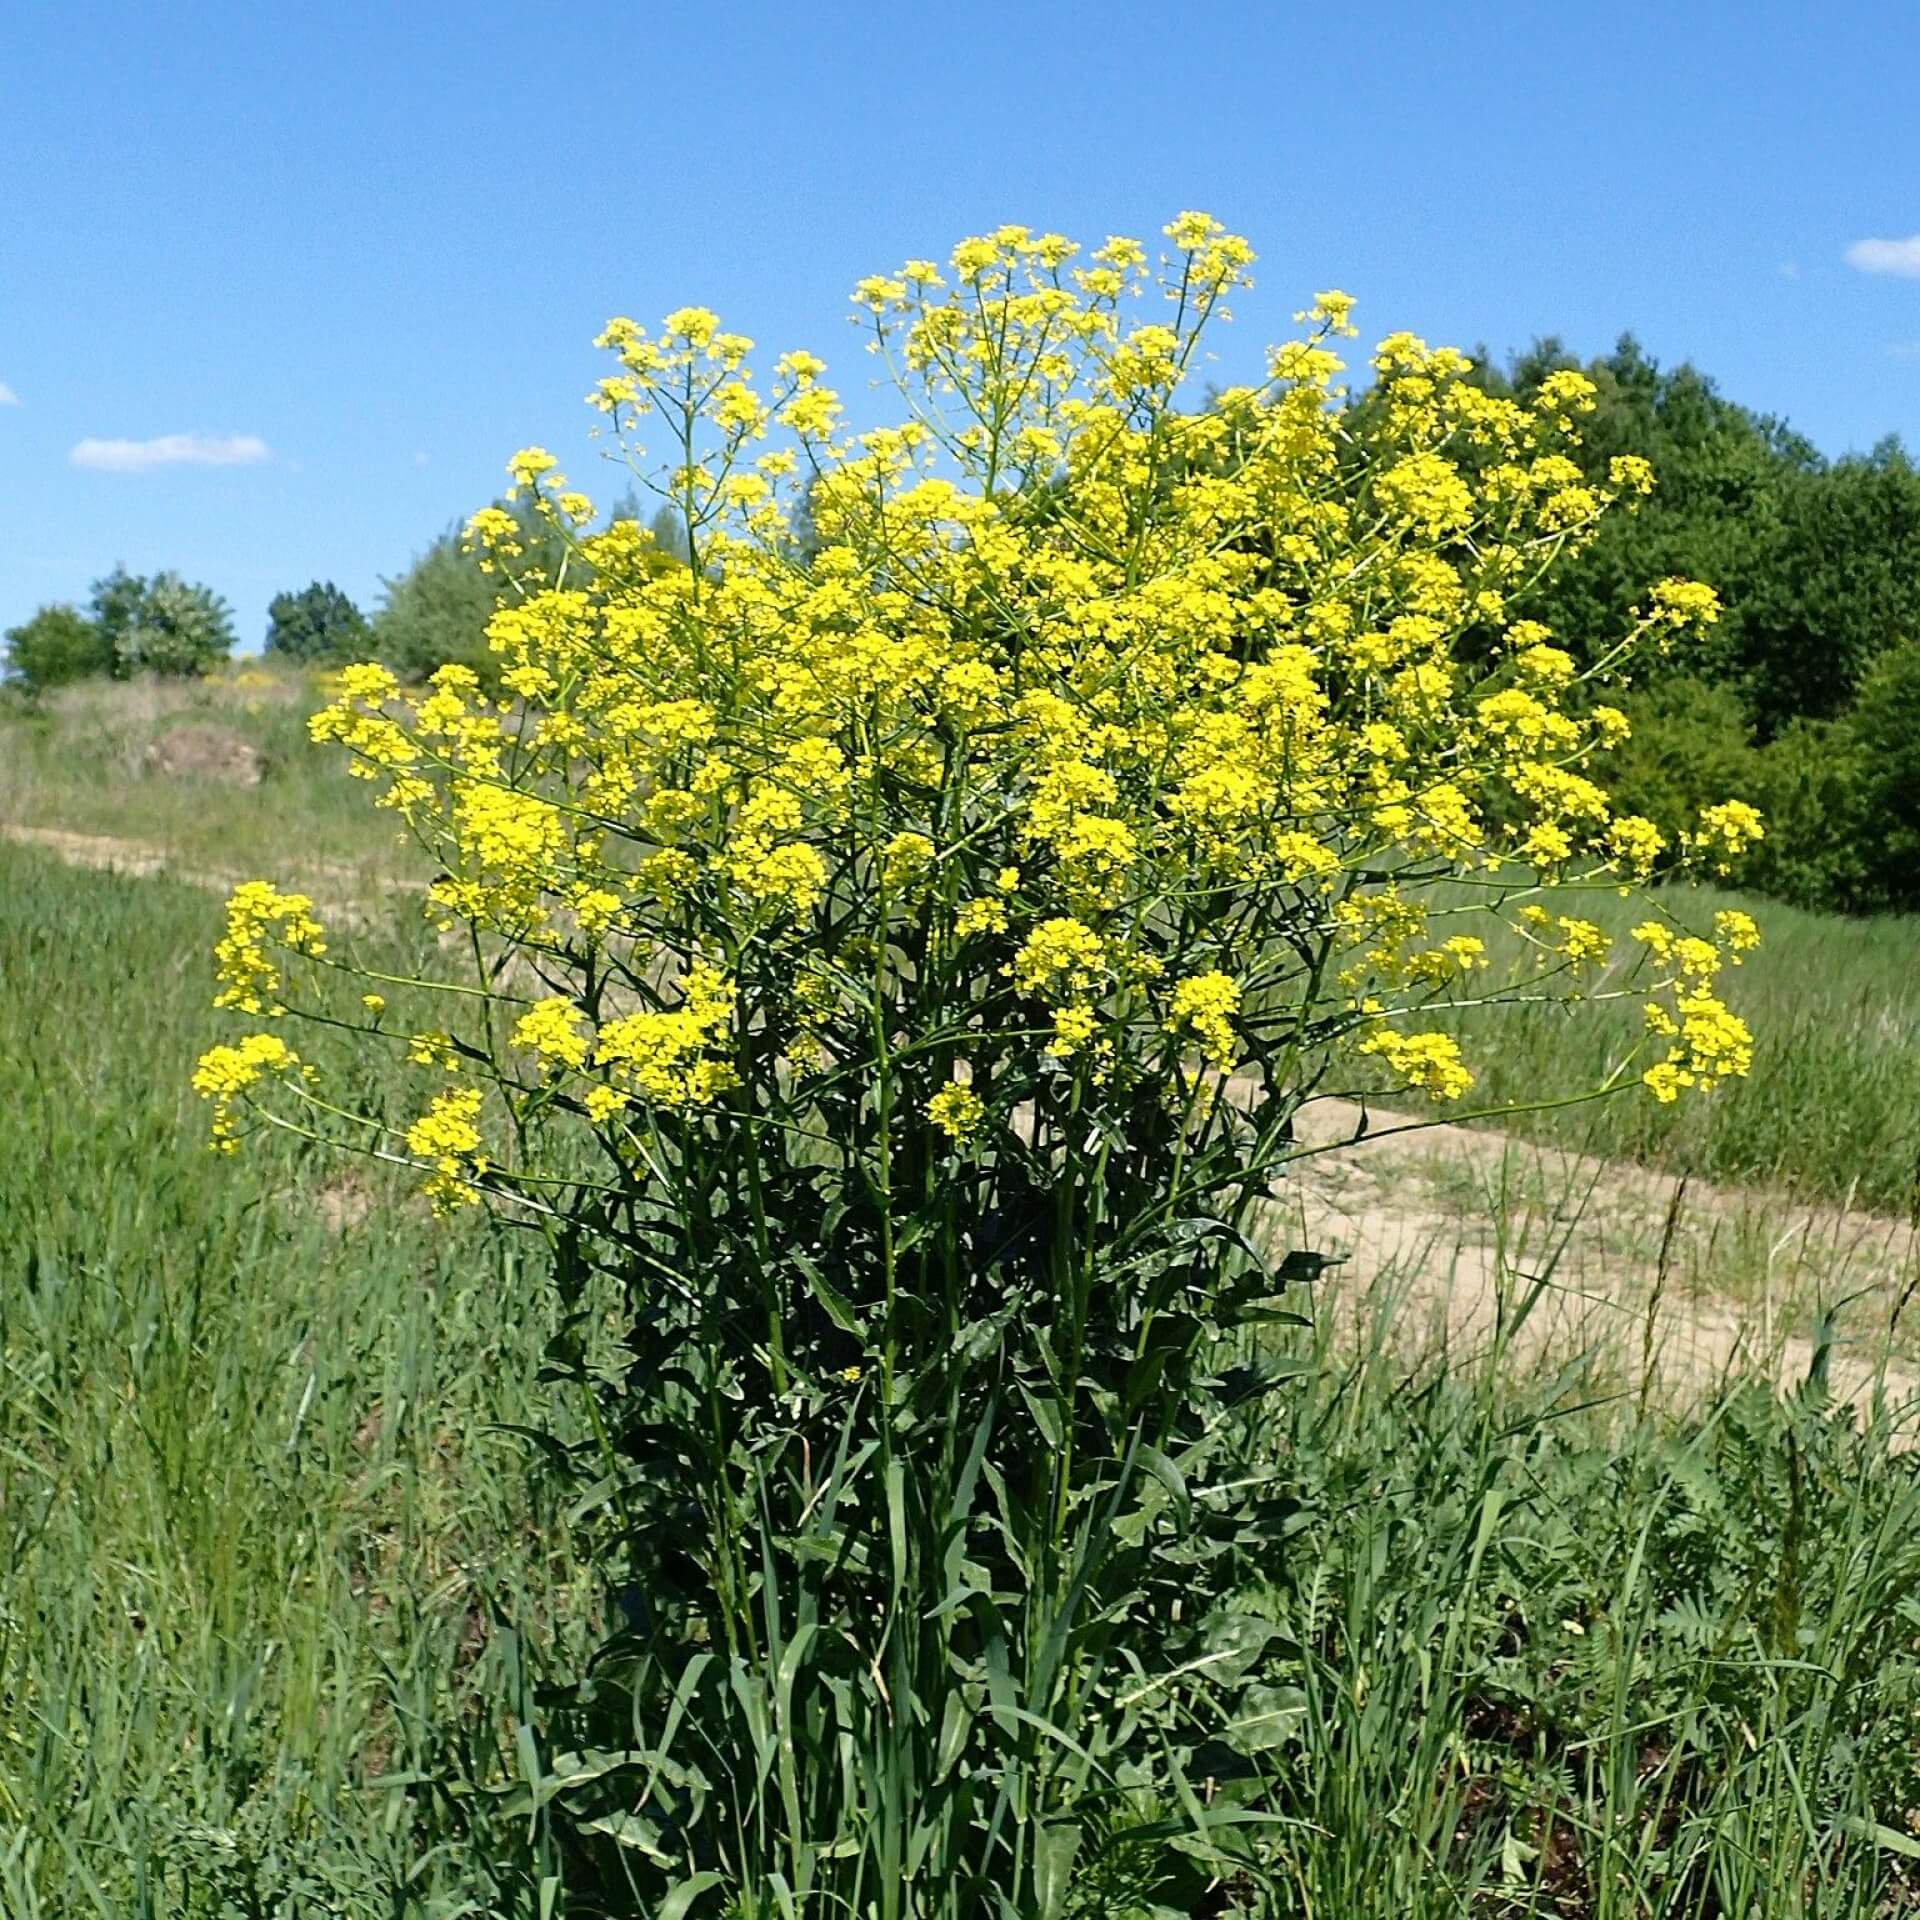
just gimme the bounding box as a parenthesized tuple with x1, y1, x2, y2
(413, 449, 431, 468)
(1845, 234, 1920, 278)
(69, 431, 271, 473)
(1891, 341, 1920, 360)
(0, 381, 19, 406)
(1778, 260, 1801, 280)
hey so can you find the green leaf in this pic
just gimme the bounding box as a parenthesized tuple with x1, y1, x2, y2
(1017, 1379, 1066, 1450)
(657, 1870, 728, 1920)
(1034, 1821, 1083, 1920)
(935, 1689, 973, 1780)
(1841, 1817, 1920, 1862)
(1224, 1683, 1307, 1754)
(578, 1812, 670, 1860)
(790, 1248, 866, 1337)
(1276, 1248, 1344, 1283)
(1136, 1443, 1189, 1517)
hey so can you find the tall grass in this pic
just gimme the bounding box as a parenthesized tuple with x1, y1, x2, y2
(0, 842, 589, 1917)
(1246, 1269, 1920, 1918)
(0, 670, 404, 879)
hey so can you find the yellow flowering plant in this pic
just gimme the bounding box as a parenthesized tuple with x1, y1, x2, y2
(198, 215, 1761, 1914)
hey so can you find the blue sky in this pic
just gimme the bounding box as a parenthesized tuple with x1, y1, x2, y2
(5, 0, 1919, 649)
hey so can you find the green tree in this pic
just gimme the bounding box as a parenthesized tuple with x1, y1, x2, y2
(263, 581, 369, 663)
(1734, 447, 1920, 734)
(2, 603, 113, 692)
(1598, 675, 1763, 846)
(90, 567, 236, 678)
(369, 527, 504, 683)
(1842, 634, 1920, 908)
(1499, 337, 1920, 743)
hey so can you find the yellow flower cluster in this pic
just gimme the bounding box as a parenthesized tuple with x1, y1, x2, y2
(211, 211, 1764, 1204)
(1010, 919, 1106, 1006)
(405, 1085, 488, 1211)
(512, 997, 590, 1072)
(594, 962, 738, 1107)
(1357, 1027, 1474, 1102)
(213, 882, 325, 1016)
(927, 1083, 986, 1145)
(1688, 800, 1766, 874)
(1167, 971, 1242, 1074)
(1632, 919, 1758, 1100)
(192, 1032, 303, 1151)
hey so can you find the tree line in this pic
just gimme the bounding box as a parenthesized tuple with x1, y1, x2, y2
(3, 548, 463, 691)
(3, 502, 682, 692)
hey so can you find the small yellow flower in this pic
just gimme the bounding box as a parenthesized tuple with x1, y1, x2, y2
(927, 1083, 986, 1145)
(408, 1031, 460, 1074)
(1167, 970, 1242, 1074)
(1010, 918, 1105, 1004)
(955, 897, 1010, 938)
(512, 997, 590, 1072)
(405, 1085, 488, 1211)
(1360, 1028, 1473, 1101)
(192, 1033, 302, 1151)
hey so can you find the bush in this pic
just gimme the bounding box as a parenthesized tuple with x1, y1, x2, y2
(264, 580, 369, 662)
(369, 503, 633, 685)
(92, 566, 236, 677)
(1591, 661, 1920, 916)
(198, 215, 1762, 1914)
(369, 527, 504, 683)
(2, 603, 112, 691)
(1842, 633, 1920, 909)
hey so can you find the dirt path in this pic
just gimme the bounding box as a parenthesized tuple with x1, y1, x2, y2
(0, 821, 405, 925)
(1281, 1095, 1920, 1418)
(1, 821, 237, 888)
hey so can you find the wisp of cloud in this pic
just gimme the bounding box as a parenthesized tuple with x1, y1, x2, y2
(70, 431, 271, 473)
(1845, 235, 1920, 278)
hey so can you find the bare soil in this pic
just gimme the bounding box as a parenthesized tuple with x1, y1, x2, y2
(1282, 1095, 1919, 1418)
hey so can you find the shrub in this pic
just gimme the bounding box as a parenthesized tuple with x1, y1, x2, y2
(2, 602, 112, 691)
(198, 215, 1761, 1914)
(1842, 633, 1920, 909)
(369, 525, 505, 684)
(264, 580, 370, 662)
(369, 503, 638, 685)
(1594, 670, 1920, 915)
(92, 566, 236, 677)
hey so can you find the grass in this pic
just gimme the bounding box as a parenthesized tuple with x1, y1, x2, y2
(0, 670, 410, 883)
(0, 841, 591, 1917)
(1243, 1281, 1920, 1919)
(4, 683, 1920, 1914)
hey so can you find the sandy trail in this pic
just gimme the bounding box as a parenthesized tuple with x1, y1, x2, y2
(1281, 1094, 1920, 1417)
(0, 821, 407, 925)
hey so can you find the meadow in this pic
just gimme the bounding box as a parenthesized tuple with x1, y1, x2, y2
(2, 676, 1919, 1915)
